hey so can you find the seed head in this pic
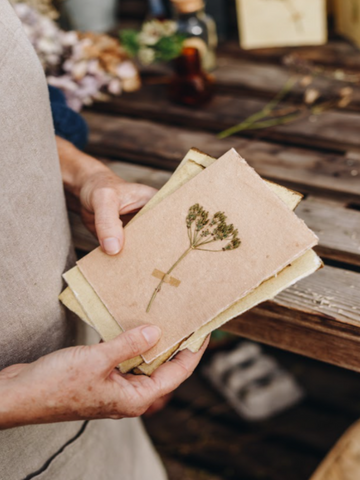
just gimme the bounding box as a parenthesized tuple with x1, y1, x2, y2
(186, 204, 241, 251)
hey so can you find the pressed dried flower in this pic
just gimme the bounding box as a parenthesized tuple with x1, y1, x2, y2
(146, 204, 241, 312)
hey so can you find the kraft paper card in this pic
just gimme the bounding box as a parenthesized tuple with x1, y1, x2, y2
(236, 0, 327, 49)
(76, 149, 318, 364)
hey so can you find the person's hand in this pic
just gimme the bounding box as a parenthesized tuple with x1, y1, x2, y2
(56, 136, 157, 255)
(0, 325, 209, 428)
(79, 169, 156, 255)
(144, 393, 173, 416)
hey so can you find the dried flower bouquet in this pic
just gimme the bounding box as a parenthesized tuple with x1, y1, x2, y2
(15, 3, 141, 111)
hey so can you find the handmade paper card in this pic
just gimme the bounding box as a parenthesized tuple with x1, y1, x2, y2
(77, 149, 318, 363)
(236, 0, 327, 49)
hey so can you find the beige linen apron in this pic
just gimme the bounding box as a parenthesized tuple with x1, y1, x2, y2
(0, 2, 166, 478)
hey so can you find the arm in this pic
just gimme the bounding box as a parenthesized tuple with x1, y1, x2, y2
(0, 325, 209, 428)
(0, 137, 208, 429)
(56, 136, 157, 255)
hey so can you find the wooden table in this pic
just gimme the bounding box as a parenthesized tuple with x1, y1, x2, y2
(70, 39, 360, 373)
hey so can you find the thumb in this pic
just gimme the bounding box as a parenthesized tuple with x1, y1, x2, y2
(98, 325, 161, 372)
(93, 192, 124, 255)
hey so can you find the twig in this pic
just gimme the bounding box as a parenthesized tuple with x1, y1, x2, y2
(217, 77, 298, 139)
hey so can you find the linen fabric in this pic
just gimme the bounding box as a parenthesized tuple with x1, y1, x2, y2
(0, 2, 166, 478)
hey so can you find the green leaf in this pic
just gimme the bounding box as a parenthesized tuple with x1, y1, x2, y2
(120, 29, 140, 57)
(153, 34, 186, 62)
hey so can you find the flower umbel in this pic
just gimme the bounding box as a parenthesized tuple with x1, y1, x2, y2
(120, 20, 185, 65)
(146, 204, 241, 313)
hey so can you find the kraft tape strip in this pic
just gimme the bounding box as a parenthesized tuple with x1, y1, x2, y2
(152, 269, 181, 287)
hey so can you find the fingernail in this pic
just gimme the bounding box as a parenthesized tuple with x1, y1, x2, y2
(102, 237, 121, 255)
(141, 325, 161, 344)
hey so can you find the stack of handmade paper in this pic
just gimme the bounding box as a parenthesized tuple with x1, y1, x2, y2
(60, 148, 322, 375)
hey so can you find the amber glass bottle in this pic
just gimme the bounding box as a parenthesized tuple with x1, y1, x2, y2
(171, 0, 217, 71)
(169, 46, 214, 106)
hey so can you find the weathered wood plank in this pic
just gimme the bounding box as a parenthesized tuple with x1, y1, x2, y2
(83, 112, 360, 201)
(275, 265, 360, 328)
(68, 154, 360, 374)
(71, 194, 360, 345)
(90, 85, 360, 152)
(103, 159, 171, 189)
(214, 57, 360, 113)
(142, 56, 360, 112)
(69, 157, 360, 266)
(145, 359, 360, 480)
(160, 457, 224, 480)
(145, 400, 321, 480)
(218, 40, 360, 71)
(296, 197, 360, 266)
(70, 167, 360, 270)
(224, 266, 360, 373)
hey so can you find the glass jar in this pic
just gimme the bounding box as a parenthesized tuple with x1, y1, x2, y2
(169, 46, 214, 106)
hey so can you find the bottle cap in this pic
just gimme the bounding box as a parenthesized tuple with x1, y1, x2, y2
(171, 0, 204, 14)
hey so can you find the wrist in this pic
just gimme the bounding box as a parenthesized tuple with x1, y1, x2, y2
(0, 365, 34, 429)
(56, 136, 109, 198)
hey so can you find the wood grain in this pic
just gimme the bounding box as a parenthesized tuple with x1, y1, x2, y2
(219, 39, 360, 71)
(72, 201, 360, 344)
(214, 57, 360, 113)
(224, 265, 360, 372)
(68, 151, 360, 373)
(296, 197, 360, 266)
(83, 112, 360, 201)
(90, 84, 360, 152)
(69, 158, 360, 266)
(79, 37, 360, 375)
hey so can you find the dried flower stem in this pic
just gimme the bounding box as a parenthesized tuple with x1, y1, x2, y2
(217, 77, 297, 139)
(241, 110, 305, 130)
(146, 204, 241, 313)
(146, 247, 192, 313)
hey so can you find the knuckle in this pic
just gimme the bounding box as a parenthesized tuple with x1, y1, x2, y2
(93, 187, 117, 204)
(86, 346, 110, 372)
(123, 332, 141, 357)
(175, 358, 191, 379)
(95, 217, 113, 230)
